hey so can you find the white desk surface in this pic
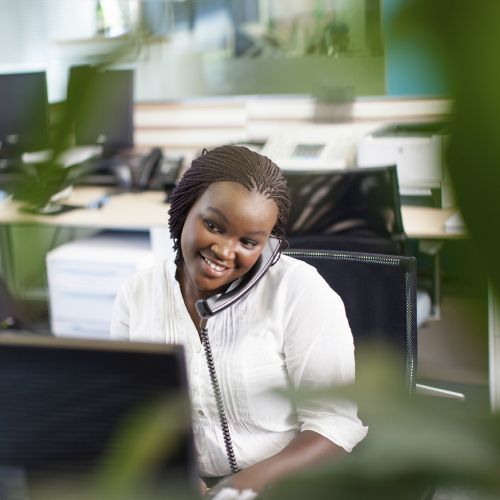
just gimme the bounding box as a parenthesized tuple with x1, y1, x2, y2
(0, 186, 464, 239)
(401, 205, 464, 239)
(0, 187, 169, 230)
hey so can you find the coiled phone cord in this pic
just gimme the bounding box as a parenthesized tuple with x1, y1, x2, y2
(199, 316, 241, 474)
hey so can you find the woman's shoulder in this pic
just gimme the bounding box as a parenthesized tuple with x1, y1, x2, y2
(268, 253, 346, 303)
(265, 253, 329, 292)
(261, 253, 348, 325)
(270, 253, 321, 280)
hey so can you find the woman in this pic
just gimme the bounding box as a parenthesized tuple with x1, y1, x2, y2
(111, 145, 367, 496)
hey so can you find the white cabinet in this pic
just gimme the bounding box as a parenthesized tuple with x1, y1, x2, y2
(46, 231, 154, 338)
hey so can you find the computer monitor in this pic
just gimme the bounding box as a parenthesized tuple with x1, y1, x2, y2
(67, 66, 134, 157)
(0, 335, 197, 494)
(0, 72, 49, 159)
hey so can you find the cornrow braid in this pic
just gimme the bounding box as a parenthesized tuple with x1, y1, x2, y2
(168, 145, 290, 263)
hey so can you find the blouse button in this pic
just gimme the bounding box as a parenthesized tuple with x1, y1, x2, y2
(198, 409, 205, 416)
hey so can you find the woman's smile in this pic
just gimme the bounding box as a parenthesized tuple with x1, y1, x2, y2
(200, 252, 232, 274)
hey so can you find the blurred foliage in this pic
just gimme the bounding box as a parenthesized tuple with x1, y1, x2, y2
(23, 346, 500, 500)
(9, 162, 76, 210)
(305, 18, 350, 56)
(29, 395, 198, 500)
(254, 14, 351, 58)
(390, 0, 500, 297)
(267, 346, 500, 500)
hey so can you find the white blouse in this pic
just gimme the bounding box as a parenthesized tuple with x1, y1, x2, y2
(111, 254, 368, 477)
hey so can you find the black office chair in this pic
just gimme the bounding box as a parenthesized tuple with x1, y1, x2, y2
(284, 166, 433, 326)
(284, 248, 418, 393)
(285, 165, 407, 255)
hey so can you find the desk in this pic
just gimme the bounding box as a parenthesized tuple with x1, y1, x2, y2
(0, 188, 169, 293)
(0, 187, 464, 301)
(0, 186, 463, 238)
(0, 188, 169, 230)
(401, 206, 464, 240)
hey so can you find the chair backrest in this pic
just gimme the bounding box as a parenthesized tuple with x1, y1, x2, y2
(284, 165, 408, 255)
(284, 249, 417, 393)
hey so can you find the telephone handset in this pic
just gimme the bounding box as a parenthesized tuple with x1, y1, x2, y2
(195, 236, 280, 318)
(137, 147, 163, 190)
(195, 236, 280, 475)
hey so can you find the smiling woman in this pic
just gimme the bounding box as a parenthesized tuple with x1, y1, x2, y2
(178, 181, 279, 315)
(110, 145, 367, 497)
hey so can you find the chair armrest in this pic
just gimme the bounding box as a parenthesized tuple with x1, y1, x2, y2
(415, 383, 466, 401)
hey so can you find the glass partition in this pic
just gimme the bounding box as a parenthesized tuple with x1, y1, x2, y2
(0, 0, 385, 101)
(137, 0, 385, 99)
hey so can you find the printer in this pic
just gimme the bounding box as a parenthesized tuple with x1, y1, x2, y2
(260, 123, 380, 170)
(357, 122, 455, 208)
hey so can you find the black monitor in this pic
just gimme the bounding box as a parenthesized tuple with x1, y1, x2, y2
(0, 72, 49, 159)
(0, 335, 197, 495)
(67, 66, 134, 157)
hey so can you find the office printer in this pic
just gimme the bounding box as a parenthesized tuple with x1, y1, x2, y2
(357, 122, 454, 208)
(260, 123, 380, 170)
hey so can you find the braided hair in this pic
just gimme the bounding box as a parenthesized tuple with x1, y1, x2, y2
(168, 145, 290, 263)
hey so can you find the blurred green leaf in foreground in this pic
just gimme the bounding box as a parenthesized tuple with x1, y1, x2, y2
(391, 0, 500, 298)
(28, 346, 499, 500)
(268, 345, 500, 500)
(30, 394, 198, 500)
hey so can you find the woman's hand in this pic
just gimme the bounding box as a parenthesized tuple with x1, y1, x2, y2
(205, 431, 345, 497)
(199, 478, 208, 495)
(206, 476, 257, 499)
(230, 431, 346, 494)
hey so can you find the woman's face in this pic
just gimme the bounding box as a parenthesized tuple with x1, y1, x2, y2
(179, 181, 279, 303)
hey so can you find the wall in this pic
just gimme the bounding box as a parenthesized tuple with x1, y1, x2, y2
(383, 0, 449, 97)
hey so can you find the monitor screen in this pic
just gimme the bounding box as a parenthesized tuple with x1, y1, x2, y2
(0, 335, 197, 494)
(0, 72, 49, 158)
(67, 66, 134, 156)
